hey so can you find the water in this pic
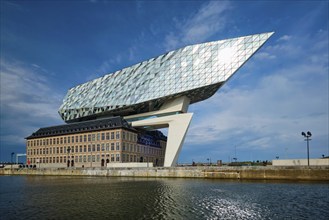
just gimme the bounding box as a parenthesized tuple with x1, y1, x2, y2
(0, 176, 328, 219)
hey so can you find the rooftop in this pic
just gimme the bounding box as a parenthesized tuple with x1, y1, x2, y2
(26, 116, 134, 139)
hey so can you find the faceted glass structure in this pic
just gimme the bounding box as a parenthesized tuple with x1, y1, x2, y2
(59, 32, 274, 123)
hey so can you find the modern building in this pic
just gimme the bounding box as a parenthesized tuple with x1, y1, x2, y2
(27, 32, 274, 167)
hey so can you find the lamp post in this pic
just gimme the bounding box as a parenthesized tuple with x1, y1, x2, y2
(11, 152, 15, 169)
(301, 131, 312, 166)
(90, 147, 93, 168)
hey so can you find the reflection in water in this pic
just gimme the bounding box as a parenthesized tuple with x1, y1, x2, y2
(0, 176, 328, 219)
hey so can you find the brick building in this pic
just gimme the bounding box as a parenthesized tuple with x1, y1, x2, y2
(26, 117, 166, 168)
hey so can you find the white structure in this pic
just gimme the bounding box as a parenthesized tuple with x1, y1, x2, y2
(272, 159, 329, 166)
(58, 33, 274, 167)
(16, 153, 26, 164)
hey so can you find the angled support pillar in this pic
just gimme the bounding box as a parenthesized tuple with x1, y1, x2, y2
(131, 113, 193, 167)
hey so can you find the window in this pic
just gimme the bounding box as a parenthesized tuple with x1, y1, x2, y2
(101, 133, 105, 140)
(60, 138, 63, 144)
(116, 154, 120, 161)
(80, 146, 83, 153)
(79, 135, 82, 143)
(79, 156, 82, 162)
(87, 155, 91, 162)
(116, 142, 120, 151)
(64, 137, 66, 144)
(88, 134, 91, 142)
(97, 144, 100, 151)
(111, 143, 114, 151)
(75, 146, 78, 153)
(92, 155, 95, 162)
(101, 144, 105, 151)
(106, 143, 109, 151)
(60, 147, 63, 154)
(92, 144, 95, 152)
(72, 136, 74, 143)
(71, 146, 74, 153)
(116, 131, 120, 139)
(68, 137, 70, 144)
(92, 134, 95, 141)
(84, 135, 87, 142)
(96, 155, 100, 162)
(88, 145, 91, 152)
(111, 132, 114, 139)
(84, 146, 86, 152)
(123, 131, 126, 140)
(83, 155, 86, 162)
(106, 132, 109, 140)
(97, 133, 100, 141)
(111, 154, 114, 162)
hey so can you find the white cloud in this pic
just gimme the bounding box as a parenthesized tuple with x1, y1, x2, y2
(277, 35, 292, 41)
(254, 52, 276, 60)
(0, 58, 63, 145)
(184, 32, 328, 160)
(164, 1, 231, 50)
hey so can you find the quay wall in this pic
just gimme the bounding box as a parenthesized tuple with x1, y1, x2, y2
(1, 166, 329, 181)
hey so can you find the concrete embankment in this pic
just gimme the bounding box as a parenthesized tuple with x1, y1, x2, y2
(1, 166, 329, 181)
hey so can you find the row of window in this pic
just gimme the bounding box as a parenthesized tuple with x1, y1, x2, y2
(27, 143, 120, 155)
(27, 130, 138, 147)
(27, 154, 161, 164)
(28, 154, 120, 164)
(27, 143, 163, 156)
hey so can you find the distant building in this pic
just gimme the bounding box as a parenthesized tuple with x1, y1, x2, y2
(26, 117, 166, 168)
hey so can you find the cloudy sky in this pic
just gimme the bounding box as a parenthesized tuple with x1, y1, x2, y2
(1, 0, 328, 163)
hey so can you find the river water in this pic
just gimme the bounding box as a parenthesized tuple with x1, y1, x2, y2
(0, 176, 328, 219)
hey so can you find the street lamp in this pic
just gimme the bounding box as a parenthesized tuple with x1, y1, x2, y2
(301, 131, 312, 166)
(11, 152, 15, 163)
(11, 152, 15, 169)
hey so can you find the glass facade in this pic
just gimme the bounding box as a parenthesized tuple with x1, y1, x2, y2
(59, 32, 273, 122)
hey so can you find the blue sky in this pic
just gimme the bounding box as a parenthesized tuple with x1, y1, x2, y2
(0, 0, 328, 163)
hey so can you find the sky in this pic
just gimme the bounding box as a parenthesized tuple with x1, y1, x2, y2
(0, 0, 328, 163)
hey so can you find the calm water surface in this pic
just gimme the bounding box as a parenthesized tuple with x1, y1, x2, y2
(0, 176, 328, 219)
